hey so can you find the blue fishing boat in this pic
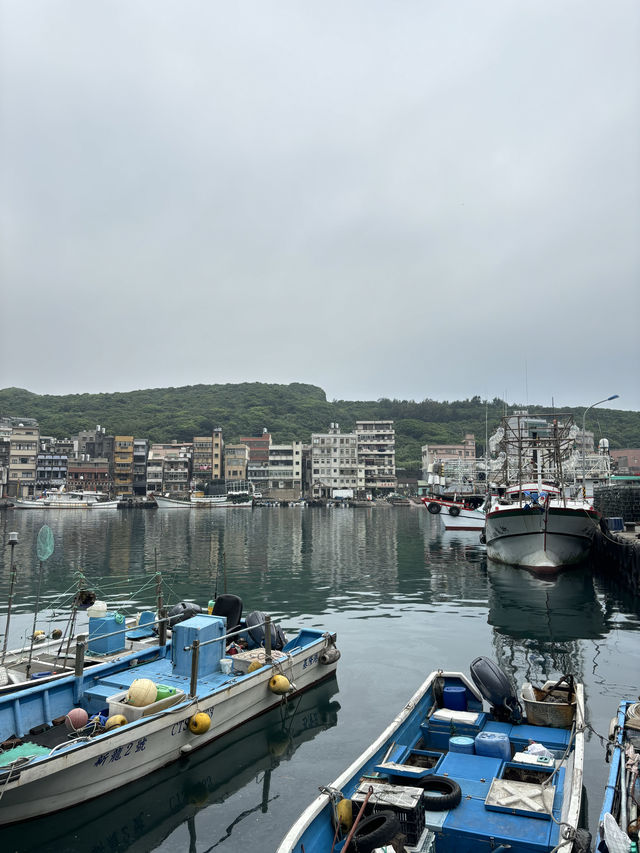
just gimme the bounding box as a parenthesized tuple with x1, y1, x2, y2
(278, 658, 586, 853)
(597, 699, 640, 852)
(0, 594, 340, 826)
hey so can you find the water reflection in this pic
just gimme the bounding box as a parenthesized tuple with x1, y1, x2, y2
(487, 561, 607, 642)
(487, 559, 608, 687)
(0, 676, 340, 853)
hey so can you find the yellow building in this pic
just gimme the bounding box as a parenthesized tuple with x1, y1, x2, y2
(224, 444, 249, 483)
(114, 436, 134, 495)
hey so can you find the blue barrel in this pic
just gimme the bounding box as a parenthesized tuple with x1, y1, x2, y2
(443, 685, 467, 711)
(475, 731, 511, 760)
(449, 736, 475, 754)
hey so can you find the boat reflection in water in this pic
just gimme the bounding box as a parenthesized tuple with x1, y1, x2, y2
(486, 559, 608, 687)
(0, 676, 340, 853)
(487, 560, 607, 643)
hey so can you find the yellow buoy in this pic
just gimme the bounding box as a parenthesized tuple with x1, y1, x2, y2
(189, 712, 211, 734)
(247, 660, 262, 673)
(127, 678, 157, 707)
(268, 674, 291, 695)
(105, 714, 128, 730)
(33, 630, 46, 642)
(336, 797, 353, 831)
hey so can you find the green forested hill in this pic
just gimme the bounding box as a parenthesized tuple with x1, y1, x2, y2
(1, 383, 638, 468)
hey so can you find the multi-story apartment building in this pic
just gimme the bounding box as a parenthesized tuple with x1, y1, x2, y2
(355, 420, 396, 494)
(8, 420, 40, 498)
(114, 436, 134, 495)
(267, 441, 303, 500)
(192, 435, 213, 484)
(211, 428, 223, 482)
(163, 453, 191, 494)
(310, 423, 362, 499)
(36, 452, 68, 490)
(190, 429, 222, 484)
(147, 442, 192, 495)
(146, 450, 164, 494)
(133, 438, 148, 495)
(239, 431, 271, 463)
(66, 458, 111, 492)
(78, 426, 115, 463)
(421, 434, 476, 476)
(224, 444, 250, 483)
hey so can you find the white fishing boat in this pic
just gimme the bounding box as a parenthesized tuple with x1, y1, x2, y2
(484, 482, 599, 572)
(421, 495, 486, 531)
(152, 493, 192, 508)
(153, 492, 253, 508)
(484, 413, 601, 572)
(13, 489, 117, 510)
(0, 597, 340, 826)
(190, 491, 253, 508)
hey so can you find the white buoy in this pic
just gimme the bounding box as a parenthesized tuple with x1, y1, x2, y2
(126, 678, 157, 707)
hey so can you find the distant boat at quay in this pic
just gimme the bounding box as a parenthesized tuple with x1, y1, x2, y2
(153, 492, 253, 508)
(12, 490, 118, 510)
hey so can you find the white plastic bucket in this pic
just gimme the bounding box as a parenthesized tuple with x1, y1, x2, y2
(87, 600, 107, 618)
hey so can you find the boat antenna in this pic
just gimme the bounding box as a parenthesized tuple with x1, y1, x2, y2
(223, 550, 227, 595)
(155, 568, 163, 615)
(25, 525, 55, 678)
(1, 532, 19, 664)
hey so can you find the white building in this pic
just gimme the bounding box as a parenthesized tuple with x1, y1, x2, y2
(310, 423, 363, 499)
(355, 420, 396, 494)
(9, 421, 40, 498)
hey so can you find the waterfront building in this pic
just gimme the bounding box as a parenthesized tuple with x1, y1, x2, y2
(66, 458, 110, 492)
(36, 452, 68, 490)
(310, 423, 362, 499)
(224, 443, 250, 483)
(77, 426, 115, 465)
(609, 448, 640, 476)
(114, 436, 135, 495)
(133, 438, 148, 495)
(421, 433, 477, 490)
(147, 442, 192, 495)
(266, 441, 303, 500)
(355, 420, 396, 494)
(192, 429, 224, 486)
(239, 431, 271, 463)
(146, 449, 164, 494)
(163, 453, 191, 494)
(8, 420, 40, 498)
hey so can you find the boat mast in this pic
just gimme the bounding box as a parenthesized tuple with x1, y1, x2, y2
(1, 532, 19, 664)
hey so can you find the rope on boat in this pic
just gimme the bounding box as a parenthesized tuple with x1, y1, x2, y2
(0, 756, 31, 802)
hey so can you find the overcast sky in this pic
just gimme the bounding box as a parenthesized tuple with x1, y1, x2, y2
(1, 2, 638, 411)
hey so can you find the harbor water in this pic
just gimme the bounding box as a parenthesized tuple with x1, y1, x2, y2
(0, 506, 638, 852)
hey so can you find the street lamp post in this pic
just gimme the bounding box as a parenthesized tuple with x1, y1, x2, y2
(581, 394, 620, 496)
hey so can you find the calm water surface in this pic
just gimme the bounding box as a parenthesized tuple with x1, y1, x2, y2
(0, 506, 638, 852)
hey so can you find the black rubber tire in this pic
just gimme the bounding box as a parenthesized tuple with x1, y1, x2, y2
(571, 828, 592, 853)
(448, 505, 460, 517)
(349, 811, 401, 853)
(421, 775, 462, 810)
(427, 502, 441, 514)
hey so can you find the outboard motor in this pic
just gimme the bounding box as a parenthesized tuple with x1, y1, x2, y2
(470, 656, 522, 723)
(244, 610, 287, 650)
(167, 601, 202, 628)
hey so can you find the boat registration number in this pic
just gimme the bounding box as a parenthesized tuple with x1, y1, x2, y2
(94, 738, 148, 766)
